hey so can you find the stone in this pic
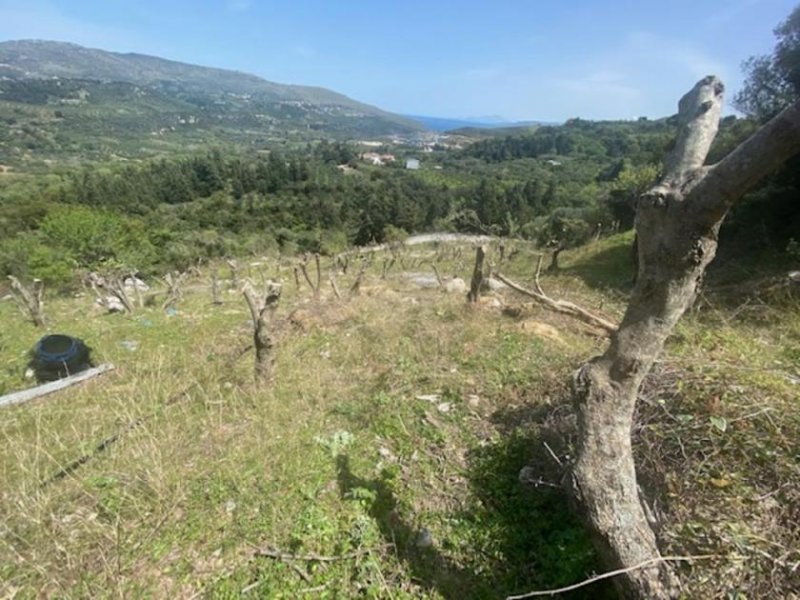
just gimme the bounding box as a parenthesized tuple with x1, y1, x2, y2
(97, 296, 125, 313)
(444, 277, 467, 294)
(415, 528, 434, 548)
(480, 277, 506, 292)
(123, 276, 149, 292)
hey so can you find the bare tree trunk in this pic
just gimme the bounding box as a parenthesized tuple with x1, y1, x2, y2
(467, 245, 486, 303)
(314, 253, 322, 293)
(350, 260, 367, 295)
(211, 270, 223, 305)
(431, 263, 444, 288)
(227, 259, 240, 289)
(299, 254, 320, 299)
(547, 243, 565, 272)
(380, 256, 396, 280)
(567, 77, 800, 598)
(88, 273, 135, 313)
(8, 276, 46, 327)
(162, 271, 188, 310)
(329, 274, 342, 300)
(129, 271, 144, 309)
(242, 281, 282, 382)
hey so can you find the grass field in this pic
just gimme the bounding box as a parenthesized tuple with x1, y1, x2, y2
(1, 235, 798, 598)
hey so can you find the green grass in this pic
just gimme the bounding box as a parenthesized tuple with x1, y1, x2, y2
(1, 239, 798, 598)
(0, 247, 611, 598)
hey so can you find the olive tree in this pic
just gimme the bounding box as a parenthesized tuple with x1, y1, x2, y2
(569, 77, 800, 598)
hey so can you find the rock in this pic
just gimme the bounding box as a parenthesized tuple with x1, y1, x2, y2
(444, 277, 467, 294)
(477, 296, 503, 308)
(481, 277, 506, 292)
(415, 528, 434, 548)
(97, 296, 125, 313)
(519, 319, 564, 344)
(378, 447, 397, 462)
(406, 273, 440, 288)
(123, 276, 149, 292)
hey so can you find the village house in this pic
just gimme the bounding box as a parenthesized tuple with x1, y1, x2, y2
(360, 152, 396, 166)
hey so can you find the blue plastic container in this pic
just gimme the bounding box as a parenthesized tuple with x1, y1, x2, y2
(31, 334, 91, 381)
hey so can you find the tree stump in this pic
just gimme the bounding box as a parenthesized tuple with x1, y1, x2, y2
(242, 281, 282, 382)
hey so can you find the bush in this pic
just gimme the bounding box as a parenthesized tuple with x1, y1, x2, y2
(0, 233, 75, 288)
(40, 205, 157, 270)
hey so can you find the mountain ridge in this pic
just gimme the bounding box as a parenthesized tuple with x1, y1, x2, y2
(0, 40, 424, 155)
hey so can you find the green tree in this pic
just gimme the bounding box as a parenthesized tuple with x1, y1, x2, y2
(734, 4, 800, 120)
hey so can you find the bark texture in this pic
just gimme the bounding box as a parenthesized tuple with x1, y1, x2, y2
(569, 77, 800, 599)
(243, 281, 282, 382)
(467, 245, 486, 303)
(8, 276, 46, 327)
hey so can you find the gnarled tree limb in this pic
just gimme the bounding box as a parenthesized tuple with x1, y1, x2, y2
(494, 272, 617, 335)
(566, 76, 800, 599)
(8, 276, 45, 327)
(692, 97, 800, 225)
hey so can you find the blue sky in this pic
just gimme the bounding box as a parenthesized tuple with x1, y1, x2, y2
(0, 0, 796, 121)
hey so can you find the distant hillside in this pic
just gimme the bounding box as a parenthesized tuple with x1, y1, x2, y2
(406, 114, 550, 133)
(447, 124, 542, 138)
(0, 40, 424, 167)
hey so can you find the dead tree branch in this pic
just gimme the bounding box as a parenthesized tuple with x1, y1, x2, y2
(505, 555, 717, 600)
(162, 271, 188, 310)
(494, 272, 616, 335)
(8, 276, 46, 327)
(88, 272, 134, 313)
(431, 263, 444, 288)
(329, 274, 342, 300)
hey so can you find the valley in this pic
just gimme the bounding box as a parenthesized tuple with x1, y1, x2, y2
(1, 11, 799, 598)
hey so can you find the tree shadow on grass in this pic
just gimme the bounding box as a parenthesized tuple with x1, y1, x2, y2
(562, 242, 636, 293)
(335, 405, 615, 599)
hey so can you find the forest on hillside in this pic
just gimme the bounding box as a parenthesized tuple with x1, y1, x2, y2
(1, 109, 798, 290)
